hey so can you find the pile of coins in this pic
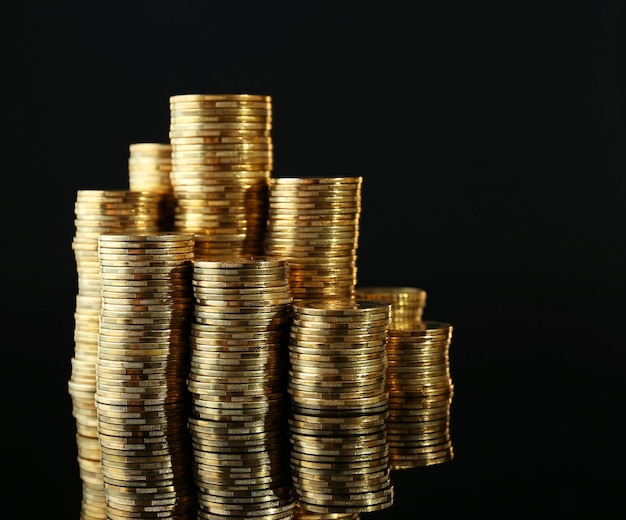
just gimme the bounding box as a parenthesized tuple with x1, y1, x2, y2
(69, 93, 457, 519)
(168, 94, 273, 257)
(128, 142, 176, 231)
(69, 190, 164, 519)
(95, 232, 197, 518)
(263, 176, 362, 304)
(287, 299, 395, 515)
(187, 256, 295, 518)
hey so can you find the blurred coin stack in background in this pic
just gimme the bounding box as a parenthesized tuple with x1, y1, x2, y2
(127, 142, 176, 231)
(187, 256, 295, 518)
(287, 299, 395, 515)
(355, 287, 454, 469)
(96, 232, 198, 518)
(263, 176, 362, 305)
(69, 190, 164, 520)
(168, 94, 273, 258)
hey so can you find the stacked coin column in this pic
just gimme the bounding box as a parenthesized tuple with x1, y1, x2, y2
(355, 286, 454, 469)
(168, 93, 273, 257)
(263, 176, 362, 305)
(128, 142, 176, 231)
(95, 232, 197, 519)
(69, 190, 164, 520)
(287, 299, 395, 515)
(187, 257, 295, 519)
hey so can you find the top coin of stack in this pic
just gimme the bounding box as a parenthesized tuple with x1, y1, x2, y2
(168, 94, 273, 257)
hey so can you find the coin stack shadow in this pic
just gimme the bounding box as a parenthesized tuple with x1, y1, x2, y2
(95, 232, 197, 518)
(168, 93, 273, 257)
(128, 142, 176, 232)
(354, 287, 455, 469)
(287, 300, 395, 515)
(187, 256, 295, 518)
(68, 190, 164, 520)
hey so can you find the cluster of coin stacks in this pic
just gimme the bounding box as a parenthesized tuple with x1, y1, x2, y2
(188, 256, 295, 519)
(128, 142, 176, 231)
(95, 232, 197, 519)
(263, 177, 362, 305)
(168, 93, 273, 257)
(69, 190, 164, 520)
(287, 299, 395, 515)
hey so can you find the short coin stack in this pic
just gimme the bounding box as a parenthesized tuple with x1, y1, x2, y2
(263, 177, 362, 304)
(128, 142, 176, 231)
(355, 287, 454, 469)
(95, 232, 197, 519)
(187, 256, 295, 519)
(287, 299, 394, 515)
(168, 93, 273, 257)
(384, 321, 455, 469)
(69, 190, 164, 520)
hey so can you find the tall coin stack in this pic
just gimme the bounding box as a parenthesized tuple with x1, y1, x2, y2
(187, 257, 295, 519)
(355, 286, 454, 469)
(287, 299, 395, 515)
(168, 94, 273, 257)
(128, 142, 176, 231)
(263, 177, 362, 305)
(95, 232, 197, 519)
(69, 190, 164, 520)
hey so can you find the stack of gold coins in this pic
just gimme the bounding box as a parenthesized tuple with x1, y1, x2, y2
(288, 299, 394, 515)
(95, 232, 197, 518)
(292, 505, 360, 519)
(355, 286, 427, 327)
(68, 190, 164, 520)
(187, 256, 295, 519)
(128, 142, 176, 231)
(168, 93, 273, 257)
(385, 321, 454, 469)
(263, 177, 362, 304)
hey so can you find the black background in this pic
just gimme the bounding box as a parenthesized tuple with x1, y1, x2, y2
(4, 1, 625, 517)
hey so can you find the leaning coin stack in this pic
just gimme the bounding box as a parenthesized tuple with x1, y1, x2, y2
(287, 299, 394, 515)
(384, 321, 455, 469)
(168, 93, 273, 257)
(128, 142, 176, 231)
(187, 256, 296, 519)
(69, 190, 164, 520)
(95, 232, 197, 519)
(263, 177, 362, 305)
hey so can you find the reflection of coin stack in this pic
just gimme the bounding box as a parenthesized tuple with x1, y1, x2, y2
(288, 299, 394, 515)
(96, 232, 197, 518)
(263, 177, 362, 305)
(128, 142, 176, 231)
(168, 94, 273, 257)
(188, 257, 295, 519)
(68, 190, 164, 519)
(355, 287, 454, 469)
